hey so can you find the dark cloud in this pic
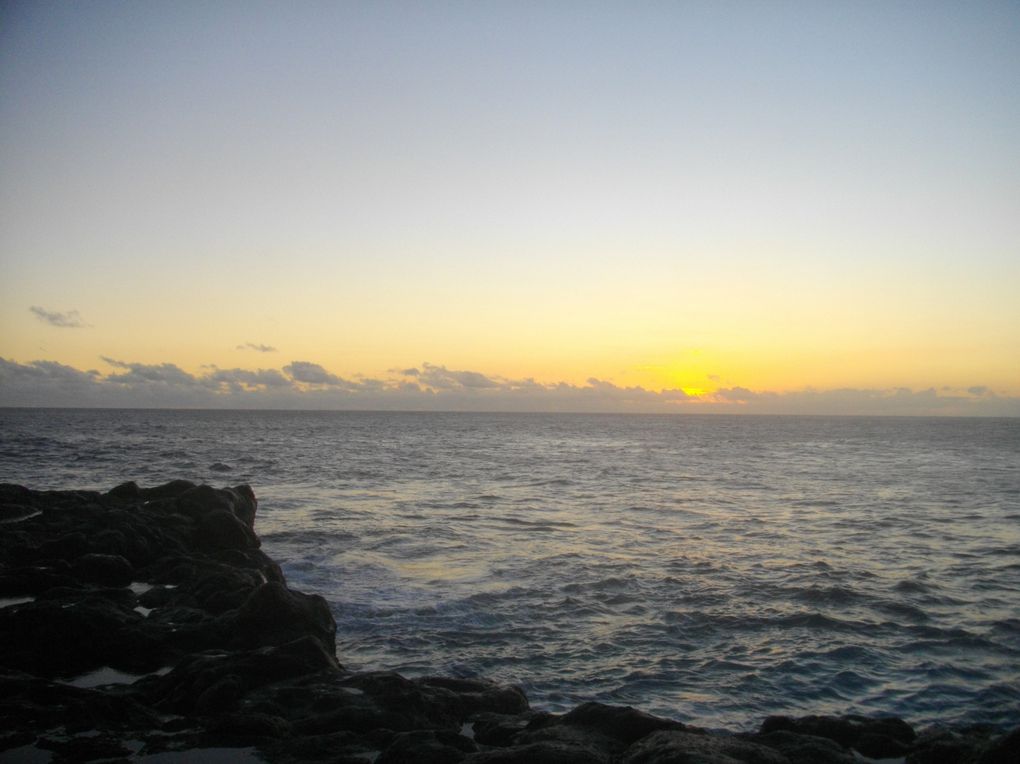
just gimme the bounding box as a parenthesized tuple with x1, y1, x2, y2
(968, 386, 990, 396)
(0, 358, 106, 407)
(237, 342, 277, 353)
(29, 306, 89, 328)
(283, 361, 364, 391)
(398, 367, 420, 377)
(284, 360, 342, 386)
(0, 357, 99, 383)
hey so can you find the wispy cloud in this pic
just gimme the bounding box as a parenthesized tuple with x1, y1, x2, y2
(1, 356, 1018, 416)
(29, 306, 89, 328)
(237, 342, 277, 353)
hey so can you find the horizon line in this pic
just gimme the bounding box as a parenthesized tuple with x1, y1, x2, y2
(1, 404, 1016, 420)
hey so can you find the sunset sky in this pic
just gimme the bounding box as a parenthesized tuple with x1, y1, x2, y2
(2, 2, 1018, 414)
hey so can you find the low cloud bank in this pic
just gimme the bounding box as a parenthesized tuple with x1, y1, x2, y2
(1, 356, 1017, 416)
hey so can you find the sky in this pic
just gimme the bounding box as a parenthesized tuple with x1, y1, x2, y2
(1, 1, 1018, 415)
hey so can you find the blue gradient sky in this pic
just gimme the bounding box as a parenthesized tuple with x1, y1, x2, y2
(1, 2, 1018, 413)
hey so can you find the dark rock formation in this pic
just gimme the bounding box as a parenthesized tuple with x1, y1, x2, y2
(1, 481, 1015, 763)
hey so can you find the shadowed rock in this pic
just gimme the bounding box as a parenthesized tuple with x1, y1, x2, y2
(0, 481, 1009, 763)
(622, 730, 790, 764)
(226, 580, 336, 653)
(750, 730, 855, 764)
(761, 714, 916, 758)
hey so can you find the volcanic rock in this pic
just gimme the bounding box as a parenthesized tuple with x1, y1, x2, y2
(0, 480, 1011, 763)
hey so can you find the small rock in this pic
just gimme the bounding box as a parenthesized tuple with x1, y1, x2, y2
(558, 701, 684, 745)
(464, 740, 612, 764)
(976, 725, 1020, 764)
(227, 581, 336, 653)
(74, 553, 134, 587)
(378, 729, 478, 763)
(622, 730, 790, 764)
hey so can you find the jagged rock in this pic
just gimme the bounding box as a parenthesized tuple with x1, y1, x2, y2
(38, 531, 89, 561)
(513, 723, 622, 757)
(261, 729, 379, 763)
(624, 729, 791, 763)
(415, 676, 530, 718)
(0, 503, 37, 522)
(205, 711, 294, 741)
(139, 479, 197, 501)
(0, 595, 159, 675)
(37, 733, 133, 760)
(177, 484, 258, 529)
(196, 509, 260, 550)
(176, 484, 236, 518)
(976, 726, 1020, 764)
(226, 580, 336, 653)
(149, 636, 340, 714)
(470, 711, 547, 747)
(761, 714, 915, 758)
(377, 729, 479, 763)
(73, 552, 134, 586)
(107, 480, 141, 499)
(0, 482, 1009, 764)
(0, 563, 74, 595)
(557, 701, 685, 745)
(0, 670, 163, 734)
(750, 730, 855, 764)
(339, 671, 465, 730)
(465, 740, 612, 763)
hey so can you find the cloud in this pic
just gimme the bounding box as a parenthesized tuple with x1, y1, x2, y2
(237, 342, 277, 353)
(205, 367, 292, 392)
(0, 358, 105, 407)
(707, 385, 1016, 416)
(418, 363, 499, 390)
(29, 306, 89, 328)
(713, 386, 766, 402)
(101, 357, 199, 387)
(0, 357, 99, 384)
(283, 360, 345, 386)
(1, 356, 1018, 416)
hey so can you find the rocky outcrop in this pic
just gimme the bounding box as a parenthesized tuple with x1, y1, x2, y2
(1, 481, 1016, 762)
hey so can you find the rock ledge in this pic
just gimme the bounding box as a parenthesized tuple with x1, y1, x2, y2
(1, 482, 1015, 763)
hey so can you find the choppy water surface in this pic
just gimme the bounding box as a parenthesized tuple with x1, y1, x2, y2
(1, 408, 1018, 730)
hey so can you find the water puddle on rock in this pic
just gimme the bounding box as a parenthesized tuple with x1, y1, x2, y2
(62, 665, 172, 688)
(0, 596, 35, 609)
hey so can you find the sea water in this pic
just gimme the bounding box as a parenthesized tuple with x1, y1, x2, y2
(1, 408, 1017, 730)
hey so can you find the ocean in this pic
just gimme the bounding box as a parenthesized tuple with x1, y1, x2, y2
(1, 408, 1018, 731)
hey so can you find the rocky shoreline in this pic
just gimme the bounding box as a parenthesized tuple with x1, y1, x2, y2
(0, 481, 1016, 763)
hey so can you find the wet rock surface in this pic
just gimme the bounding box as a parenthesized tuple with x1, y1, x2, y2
(1, 481, 1016, 762)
